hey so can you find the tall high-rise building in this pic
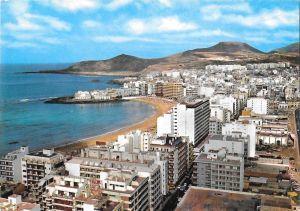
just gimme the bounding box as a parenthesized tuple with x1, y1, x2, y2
(157, 98, 210, 146)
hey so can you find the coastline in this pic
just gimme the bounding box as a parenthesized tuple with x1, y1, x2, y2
(55, 96, 175, 153)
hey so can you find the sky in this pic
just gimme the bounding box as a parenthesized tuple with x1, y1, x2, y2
(0, 0, 299, 64)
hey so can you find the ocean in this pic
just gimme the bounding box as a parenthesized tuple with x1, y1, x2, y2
(0, 64, 155, 155)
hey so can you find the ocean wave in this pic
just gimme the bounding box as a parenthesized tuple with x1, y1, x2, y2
(18, 97, 56, 103)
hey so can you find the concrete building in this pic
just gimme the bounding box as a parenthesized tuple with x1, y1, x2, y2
(209, 117, 223, 135)
(210, 105, 231, 123)
(162, 82, 184, 100)
(65, 148, 163, 210)
(150, 136, 188, 190)
(222, 121, 256, 157)
(42, 173, 146, 211)
(0, 146, 29, 182)
(157, 98, 210, 146)
(114, 130, 151, 152)
(21, 149, 64, 204)
(0, 194, 40, 211)
(193, 135, 244, 191)
(247, 97, 268, 115)
(176, 187, 292, 211)
(210, 95, 238, 119)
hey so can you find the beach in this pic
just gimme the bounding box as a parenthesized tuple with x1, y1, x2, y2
(55, 96, 175, 153)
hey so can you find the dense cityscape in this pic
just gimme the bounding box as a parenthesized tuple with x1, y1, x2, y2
(1, 62, 299, 210)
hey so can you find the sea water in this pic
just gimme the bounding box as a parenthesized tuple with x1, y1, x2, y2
(0, 64, 154, 155)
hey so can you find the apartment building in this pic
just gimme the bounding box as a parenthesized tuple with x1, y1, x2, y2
(0, 146, 29, 182)
(65, 148, 162, 210)
(22, 149, 64, 189)
(162, 82, 184, 100)
(21, 149, 64, 204)
(209, 117, 223, 135)
(193, 135, 244, 191)
(222, 121, 256, 157)
(157, 98, 210, 146)
(193, 150, 244, 191)
(150, 136, 188, 190)
(247, 97, 268, 115)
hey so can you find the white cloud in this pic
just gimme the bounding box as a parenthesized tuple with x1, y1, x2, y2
(4, 0, 71, 47)
(127, 16, 197, 35)
(127, 19, 146, 34)
(106, 0, 133, 10)
(93, 35, 156, 43)
(201, 3, 299, 29)
(82, 20, 101, 28)
(189, 29, 236, 38)
(43, 0, 100, 12)
(225, 9, 298, 28)
(201, 2, 252, 13)
(4, 41, 39, 48)
(158, 0, 172, 7)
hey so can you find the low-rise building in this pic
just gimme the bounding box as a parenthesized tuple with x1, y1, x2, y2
(0, 194, 40, 211)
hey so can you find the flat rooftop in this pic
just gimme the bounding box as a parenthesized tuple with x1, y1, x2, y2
(176, 186, 292, 211)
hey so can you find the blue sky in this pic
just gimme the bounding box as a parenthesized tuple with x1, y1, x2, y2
(1, 0, 299, 64)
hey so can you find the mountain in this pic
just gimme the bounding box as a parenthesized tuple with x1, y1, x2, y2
(185, 41, 264, 54)
(271, 42, 299, 54)
(37, 42, 299, 76)
(64, 54, 162, 75)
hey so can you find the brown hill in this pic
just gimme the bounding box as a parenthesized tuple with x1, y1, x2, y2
(41, 42, 299, 76)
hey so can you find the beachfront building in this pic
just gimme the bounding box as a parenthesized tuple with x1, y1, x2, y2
(114, 130, 152, 152)
(157, 98, 210, 146)
(193, 135, 244, 191)
(0, 194, 40, 211)
(21, 149, 64, 203)
(150, 136, 189, 190)
(66, 147, 163, 210)
(247, 97, 269, 115)
(161, 82, 184, 100)
(0, 146, 29, 182)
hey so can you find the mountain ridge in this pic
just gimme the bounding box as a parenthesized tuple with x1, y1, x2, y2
(37, 41, 299, 76)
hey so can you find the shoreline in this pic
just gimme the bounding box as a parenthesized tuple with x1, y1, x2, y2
(55, 96, 175, 153)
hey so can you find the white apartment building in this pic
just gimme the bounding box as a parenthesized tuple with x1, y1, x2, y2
(0, 146, 29, 182)
(198, 86, 215, 98)
(222, 121, 256, 157)
(210, 94, 238, 119)
(157, 98, 210, 146)
(115, 130, 151, 152)
(210, 105, 231, 123)
(247, 97, 268, 115)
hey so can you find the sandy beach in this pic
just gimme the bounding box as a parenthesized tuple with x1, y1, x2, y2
(55, 96, 175, 153)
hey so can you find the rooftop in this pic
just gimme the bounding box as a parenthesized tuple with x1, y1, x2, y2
(176, 187, 292, 211)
